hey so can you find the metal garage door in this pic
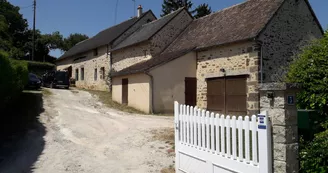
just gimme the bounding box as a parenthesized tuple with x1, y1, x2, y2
(207, 76, 247, 115)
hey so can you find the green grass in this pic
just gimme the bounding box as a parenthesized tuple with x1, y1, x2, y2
(83, 89, 145, 114)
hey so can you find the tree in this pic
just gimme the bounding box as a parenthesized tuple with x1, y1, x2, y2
(61, 33, 89, 51)
(0, 0, 29, 57)
(286, 31, 328, 115)
(193, 3, 212, 19)
(161, 0, 193, 17)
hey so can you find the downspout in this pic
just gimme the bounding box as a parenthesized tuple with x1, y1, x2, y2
(260, 43, 263, 84)
(257, 41, 264, 84)
(145, 72, 154, 114)
(108, 44, 113, 92)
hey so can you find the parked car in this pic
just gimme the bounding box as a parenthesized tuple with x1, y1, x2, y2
(42, 71, 70, 89)
(26, 73, 42, 89)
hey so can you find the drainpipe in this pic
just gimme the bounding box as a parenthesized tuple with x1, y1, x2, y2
(145, 72, 154, 114)
(260, 43, 264, 83)
(257, 41, 264, 84)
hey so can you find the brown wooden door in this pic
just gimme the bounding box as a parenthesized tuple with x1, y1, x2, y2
(122, 78, 128, 104)
(207, 78, 225, 113)
(185, 77, 197, 106)
(225, 76, 247, 115)
(207, 76, 247, 115)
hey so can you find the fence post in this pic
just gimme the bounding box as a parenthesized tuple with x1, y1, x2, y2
(260, 83, 299, 173)
(258, 111, 272, 173)
(174, 101, 179, 173)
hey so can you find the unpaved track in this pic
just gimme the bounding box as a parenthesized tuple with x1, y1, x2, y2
(0, 89, 174, 173)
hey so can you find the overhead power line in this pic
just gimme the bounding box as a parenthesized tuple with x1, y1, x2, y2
(20, 4, 33, 9)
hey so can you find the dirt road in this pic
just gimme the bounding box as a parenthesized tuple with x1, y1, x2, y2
(0, 89, 174, 173)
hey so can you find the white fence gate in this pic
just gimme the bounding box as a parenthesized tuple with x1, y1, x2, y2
(174, 101, 272, 173)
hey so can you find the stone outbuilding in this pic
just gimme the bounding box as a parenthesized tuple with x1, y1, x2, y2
(55, 9, 156, 91)
(111, 0, 323, 114)
(111, 8, 194, 113)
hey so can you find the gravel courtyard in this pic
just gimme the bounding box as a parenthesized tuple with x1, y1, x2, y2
(0, 89, 174, 173)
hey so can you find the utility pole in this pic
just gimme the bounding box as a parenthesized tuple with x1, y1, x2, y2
(32, 0, 36, 61)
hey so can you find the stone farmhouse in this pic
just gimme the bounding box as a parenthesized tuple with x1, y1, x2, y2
(111, 0, 323, 114)
(55, 7, 156, 91)
(56, 0, 323, 114)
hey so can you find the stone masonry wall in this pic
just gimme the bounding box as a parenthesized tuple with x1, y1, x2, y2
(112, 12, 156, 47)
(72, 45, 110, 91)
(258, 0, 323, 83)
(150, 10, 193, 55)
(112, 42, 152, 72)
(197, 41, 260, 115)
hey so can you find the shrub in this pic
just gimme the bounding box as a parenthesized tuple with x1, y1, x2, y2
(0, 52, 28, 107)
(286, 31, 328, 115)
(26, 61, 55, 76)
(300, 121, 328, 173)
(287, 30, 328, 172)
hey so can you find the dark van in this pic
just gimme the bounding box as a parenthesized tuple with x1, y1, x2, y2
(42, 71, 70, 89)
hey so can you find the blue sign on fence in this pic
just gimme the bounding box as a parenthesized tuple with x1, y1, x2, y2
(258, 114, 267, 129)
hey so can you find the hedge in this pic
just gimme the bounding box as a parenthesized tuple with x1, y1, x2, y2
(25, 61, 56, 77)
(0, 51, 28, 108)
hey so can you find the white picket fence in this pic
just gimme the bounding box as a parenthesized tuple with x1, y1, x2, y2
(174, 101, 272, 173)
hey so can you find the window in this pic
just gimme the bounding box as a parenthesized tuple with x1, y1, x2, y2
(93, 48, 98, 56)
(81, 68, 84, 81)
(75, 69, 79, 81)
(94, 68, 97, 81)
(100, 67, 105, 80)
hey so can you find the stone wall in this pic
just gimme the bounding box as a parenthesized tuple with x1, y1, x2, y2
(150, 10, 193, 55)
(112, 12, 156, 47)
(112, 42, 152, 72)
(196, 41, 260, 115)
(72, 45, 110, 91)
(258, 0, 323, 83)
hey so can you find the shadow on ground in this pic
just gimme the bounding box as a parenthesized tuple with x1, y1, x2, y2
(0, 90, 46, 173)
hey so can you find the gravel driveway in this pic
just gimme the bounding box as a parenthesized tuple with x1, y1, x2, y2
(0, 89, 174, 173)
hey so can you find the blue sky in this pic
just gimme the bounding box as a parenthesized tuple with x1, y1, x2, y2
(8, 0, 328, 58)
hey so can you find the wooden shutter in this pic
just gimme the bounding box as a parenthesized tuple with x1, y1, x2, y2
(185, 77, 197, 107)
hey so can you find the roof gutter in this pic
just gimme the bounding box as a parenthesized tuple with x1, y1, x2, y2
(145, 71, 154, 114)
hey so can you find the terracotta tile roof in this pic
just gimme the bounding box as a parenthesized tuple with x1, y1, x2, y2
(57, 10, 155, 61)
(112, 0, 285, 77)
(112, 8, 185, 51)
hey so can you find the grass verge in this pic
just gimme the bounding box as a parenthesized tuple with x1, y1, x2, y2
(83, 89, 145, 114)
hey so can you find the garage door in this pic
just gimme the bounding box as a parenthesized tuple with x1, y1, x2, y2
(207, 76, 247, 115)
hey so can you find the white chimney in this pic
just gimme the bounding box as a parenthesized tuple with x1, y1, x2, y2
(137, 5, 143, 18)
